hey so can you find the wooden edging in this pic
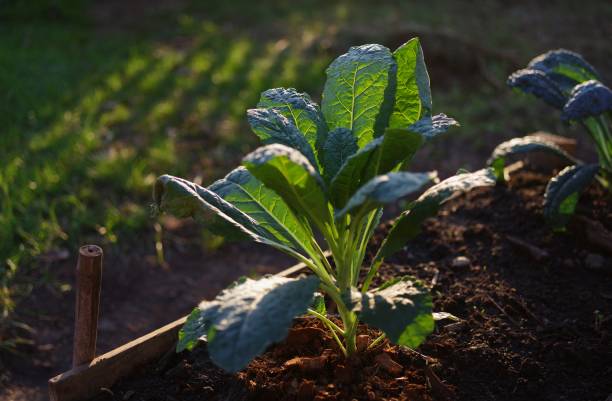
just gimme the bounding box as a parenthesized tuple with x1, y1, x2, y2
(46, 149, 549, 401)
(48, 258, 312, 401)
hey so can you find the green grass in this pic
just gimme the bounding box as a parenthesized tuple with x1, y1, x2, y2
(0, 2, 338, 330)
(1, 0, 610, 345)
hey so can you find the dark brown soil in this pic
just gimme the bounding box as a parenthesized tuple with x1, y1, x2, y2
(90, 168, 612, 401)
(97, 318, 432, 401)
(1, 220, 293, 401)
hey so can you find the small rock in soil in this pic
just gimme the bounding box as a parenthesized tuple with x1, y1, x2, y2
(374, 352, 403, 376)
(451, 256, 471, 268)
(356, 334, 369, 352)
(284, 355, 327, 373)
(286, 326, 326, 349)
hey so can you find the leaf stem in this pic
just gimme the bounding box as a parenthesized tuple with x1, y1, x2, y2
(325, 320, 348, 356)
(307, 308, 344, 335)
(367, 333, 386, 350)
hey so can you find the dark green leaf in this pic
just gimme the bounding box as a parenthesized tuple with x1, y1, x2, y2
(322, 127, 358, 181)
(208, 167, 315, 255)
(507, 68, 566, 109)
(336, 171, 437, 218)
(247, 108, 318, 168)
(243, 144, 330, 228)
(329, 136, 383, 207)
(177, 275, 320, 372)
(561, 80, 612, 121)
(407, 114, 459, 139)
(487, 136, 577, 168)
(311, 292, 326, 315)
(377, 169, 496, 259)
(322, 44, 396, 148)
(329, 127, 424, 207)
(353, 277, 433, 348)
(417, 168, 497, 205)
(389, 38, 431, 128)
(528, 49, 600, 93)
(258, 88, 327, 161)
(154, 174, 271, 243)
(177, 307, 215, 352)
(544, 164, 599, 228)
(376, 127, 424, 173)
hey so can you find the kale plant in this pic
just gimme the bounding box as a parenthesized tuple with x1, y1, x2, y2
(490, 49, 611, 228)
(154, 39, 496, 372)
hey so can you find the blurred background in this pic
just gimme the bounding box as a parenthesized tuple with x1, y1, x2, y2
(1, 0, 611, 399)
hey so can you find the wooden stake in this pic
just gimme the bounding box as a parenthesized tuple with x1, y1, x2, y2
(49, 257, 310, 401)
(72, 245, 103, 367)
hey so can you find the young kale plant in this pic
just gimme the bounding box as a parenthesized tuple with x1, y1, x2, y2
(154, 38, 496, 372)
(489, 49, 612, 228)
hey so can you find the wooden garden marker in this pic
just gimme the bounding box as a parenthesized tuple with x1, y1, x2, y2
(72, 245, 103, 367)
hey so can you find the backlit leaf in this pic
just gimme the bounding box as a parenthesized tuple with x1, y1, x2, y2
(528, 49, 600, 93)
(389, 38, 431, 128)
(208, 167, 315, 255)
(544, 163, 599, 228)
(247, 108, 318, 168)
(258, 88, 327, 161)
(243, 144, 330, 228)
(336, 171, 437, 218)
(322, 44, 396, 148)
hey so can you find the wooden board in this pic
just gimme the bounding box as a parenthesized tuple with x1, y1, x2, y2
(48, 259, 311, 401)
(49, 316, 187, 401)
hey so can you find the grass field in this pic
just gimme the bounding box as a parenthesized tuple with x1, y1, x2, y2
(1, 0, 610, 350)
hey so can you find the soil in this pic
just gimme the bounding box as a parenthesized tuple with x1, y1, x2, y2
(87, 167, 612, 401)
(0, 220, 293, 401)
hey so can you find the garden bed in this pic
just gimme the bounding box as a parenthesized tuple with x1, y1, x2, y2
(69, 167, 612, 401)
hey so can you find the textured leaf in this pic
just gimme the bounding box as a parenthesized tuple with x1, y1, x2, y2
(329, 127, 424, 207)
(177, 307, 216, 352)
(322, 44, 396, 148)
(351, 277, 433, 348)
(243, 144, 330, 227)
(407, 113, 459, 139)
(528, 49, 600, 92)
(247, 108, 318, 168)
(258, 88, 327, 160)
(208, 167, 315, 255)
(377, 127, 424, 173)
(154, 174, 272, 243)
(322, 127, 358, 181)
(329, 136, 383, 207)
(336, 171, 437, 218)
(311, 292, 326, 315)
(507, 68, 566, 109)
(417, 168, 497, 205)
(561, 80, 612, 121)
(544, 164, 599, 228)
(378, 169, 496, 259)
(389, 38, 432, 128)
(487, 136, 577, 178)
(177, 275, 320, 372)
